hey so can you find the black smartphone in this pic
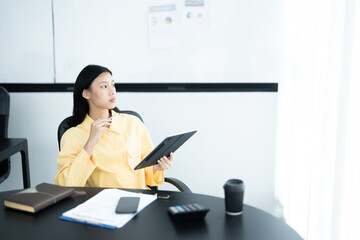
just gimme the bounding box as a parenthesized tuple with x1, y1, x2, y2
(115, 197, 140, 214)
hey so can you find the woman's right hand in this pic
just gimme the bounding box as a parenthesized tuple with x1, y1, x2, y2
(84, 118, 112, 156)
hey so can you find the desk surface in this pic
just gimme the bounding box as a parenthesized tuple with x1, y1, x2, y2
(0, 187, 302, 240)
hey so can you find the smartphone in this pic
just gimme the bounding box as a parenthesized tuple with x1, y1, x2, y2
(115, 197, 140, 214)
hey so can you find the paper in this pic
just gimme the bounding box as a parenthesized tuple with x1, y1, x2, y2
(148, 4, 179, 48)
(181, 0, 208, 26)
(60, 189, 157, 229)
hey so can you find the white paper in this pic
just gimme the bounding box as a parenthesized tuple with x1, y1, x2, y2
(61, 189, 157, 228)
(181, 0, 208, 26)
(148, 4, 179, 48)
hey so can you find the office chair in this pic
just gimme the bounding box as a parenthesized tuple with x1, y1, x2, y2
(57, 110, 191, 192)
(0, 86, 11, 183)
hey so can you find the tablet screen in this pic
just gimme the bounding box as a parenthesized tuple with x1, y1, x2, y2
(134, 130, 197, 170)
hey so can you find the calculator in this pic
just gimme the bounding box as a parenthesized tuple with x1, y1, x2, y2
(168, 203, 209, 220)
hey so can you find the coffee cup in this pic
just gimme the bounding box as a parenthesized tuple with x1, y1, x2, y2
(223, 179, 245, 215)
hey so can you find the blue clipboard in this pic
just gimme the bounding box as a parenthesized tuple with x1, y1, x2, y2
(59, 216, 116, 229)
(134, 130, 197, 170)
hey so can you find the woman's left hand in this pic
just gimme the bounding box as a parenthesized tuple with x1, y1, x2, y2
(153, 152, 173, 172)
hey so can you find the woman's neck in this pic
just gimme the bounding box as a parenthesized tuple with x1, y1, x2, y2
(88, 109, 111, 121)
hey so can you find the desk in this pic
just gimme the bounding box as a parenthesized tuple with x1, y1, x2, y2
(0, 187, 302, 240)
(0, 138, 30, 188)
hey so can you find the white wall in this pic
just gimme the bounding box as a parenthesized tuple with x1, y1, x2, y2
(0, 92, 278, 215)
(0, 0, 53, 83)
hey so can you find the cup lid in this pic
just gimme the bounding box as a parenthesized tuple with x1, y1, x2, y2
(223, 179, 245, 191)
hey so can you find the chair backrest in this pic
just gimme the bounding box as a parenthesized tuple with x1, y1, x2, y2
(0, 86, 11, 183)
(57, 110, 143, 151)
(0, 86, 10, 138)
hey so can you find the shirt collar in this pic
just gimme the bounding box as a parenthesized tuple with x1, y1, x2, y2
(109, 110, 123, 134)
(79, 114, 93, 133)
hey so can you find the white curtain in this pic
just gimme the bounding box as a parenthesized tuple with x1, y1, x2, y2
(275, 0, 360, 239)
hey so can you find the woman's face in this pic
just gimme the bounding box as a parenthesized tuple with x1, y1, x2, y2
(82, 72, 116, 111)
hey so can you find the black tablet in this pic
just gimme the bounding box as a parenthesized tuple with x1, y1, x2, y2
(134, 130, 197, 170)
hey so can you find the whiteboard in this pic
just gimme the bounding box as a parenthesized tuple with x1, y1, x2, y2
(54, 0, 280, 83)
(0, 0, 54, 83)
(0, 0, 280, 84)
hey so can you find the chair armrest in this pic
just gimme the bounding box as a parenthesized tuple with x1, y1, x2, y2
(165, 177, 192, 193)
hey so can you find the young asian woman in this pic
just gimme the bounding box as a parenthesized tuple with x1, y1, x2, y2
(55, 65, 173, 189)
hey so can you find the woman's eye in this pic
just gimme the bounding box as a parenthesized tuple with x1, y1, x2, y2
(101, 85, 107, 89)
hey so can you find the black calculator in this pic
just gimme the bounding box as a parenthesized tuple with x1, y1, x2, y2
(168, 203, 209, 220)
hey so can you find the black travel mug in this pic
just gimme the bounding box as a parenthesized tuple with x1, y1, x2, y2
(223, 179, 245, 215)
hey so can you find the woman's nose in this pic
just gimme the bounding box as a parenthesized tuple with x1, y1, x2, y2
(110, 86, 116, 95)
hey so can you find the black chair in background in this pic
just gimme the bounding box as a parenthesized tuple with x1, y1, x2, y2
(0, 86, 11, 183)
(0, 86, 30, 188)
(57, 110, 191, 192)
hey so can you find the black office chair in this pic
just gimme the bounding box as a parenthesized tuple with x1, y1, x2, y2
(57, 110, 191, 192)
(0, 86, 11, 183)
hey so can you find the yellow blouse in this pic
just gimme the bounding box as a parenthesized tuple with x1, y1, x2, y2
(55, 111, 164, 189)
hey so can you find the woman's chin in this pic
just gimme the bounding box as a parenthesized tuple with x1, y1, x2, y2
(108, 103, 116, 109)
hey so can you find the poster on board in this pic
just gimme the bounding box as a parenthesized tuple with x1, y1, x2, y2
(148, 4, 179, 48)
(181, 0, 208, 26)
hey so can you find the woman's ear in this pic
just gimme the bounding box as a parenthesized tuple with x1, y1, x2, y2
(82, 89, 90, 100)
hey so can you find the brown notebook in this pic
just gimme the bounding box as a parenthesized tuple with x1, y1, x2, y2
(3, 183, 74, 213)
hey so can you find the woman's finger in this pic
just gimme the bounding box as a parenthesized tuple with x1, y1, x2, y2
(96, 119, 111, 125)
(93, 119, 111, 129)
(159, 158, 170, 169)
(157, 160, 166, 170)
(165, 158, 172, 167)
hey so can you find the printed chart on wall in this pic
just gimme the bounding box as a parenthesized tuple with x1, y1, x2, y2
(148, 4, 179, 48)
(182, 0, 208, 26)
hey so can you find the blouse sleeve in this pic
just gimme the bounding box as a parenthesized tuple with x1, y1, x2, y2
(55, 130, 96, 187)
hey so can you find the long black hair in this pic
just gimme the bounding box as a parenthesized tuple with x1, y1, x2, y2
(73, 64, 119, 125)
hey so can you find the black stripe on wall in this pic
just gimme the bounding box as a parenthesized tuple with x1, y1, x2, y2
(0, 83, 277, 92)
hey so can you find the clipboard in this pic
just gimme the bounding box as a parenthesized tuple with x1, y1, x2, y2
(134, 130, 197, 170)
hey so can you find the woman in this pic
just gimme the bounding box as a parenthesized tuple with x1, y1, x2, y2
(55, 65, 173, 188)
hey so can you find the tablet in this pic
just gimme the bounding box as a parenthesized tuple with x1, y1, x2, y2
(134, 130, 197, 170)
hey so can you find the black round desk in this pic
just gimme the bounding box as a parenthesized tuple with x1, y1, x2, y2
(0, 187, 302, 240)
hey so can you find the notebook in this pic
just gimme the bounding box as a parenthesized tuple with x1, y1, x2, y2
(3, 182, 74, 213)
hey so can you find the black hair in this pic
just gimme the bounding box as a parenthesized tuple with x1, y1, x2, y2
(73, 64, 119, 125)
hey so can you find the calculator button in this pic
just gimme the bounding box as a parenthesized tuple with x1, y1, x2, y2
(188, 205, 197, 211)
(169, 206, 179, 214)
(182, 205, 191, 212)
(193, 203, 205, 210)
(176, 206, 185, 212)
